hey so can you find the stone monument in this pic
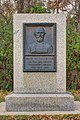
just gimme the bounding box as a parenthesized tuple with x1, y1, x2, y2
(5, 13, 74, 111)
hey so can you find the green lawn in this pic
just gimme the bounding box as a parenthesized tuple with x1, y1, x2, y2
(0, 114, 80, 120)
(69, 90, 80, 101)
(0, 90, 80, 120)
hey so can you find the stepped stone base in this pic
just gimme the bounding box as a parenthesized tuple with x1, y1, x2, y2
(5, 93, 74, 112)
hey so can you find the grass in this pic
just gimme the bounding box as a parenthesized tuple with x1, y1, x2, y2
(70, 90, 80, 101)
(0, 91, 10, 103)
(0, 90, 80, 120)
(0, 114, 80, 120)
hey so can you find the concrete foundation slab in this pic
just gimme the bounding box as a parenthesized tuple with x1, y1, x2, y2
(5, 93, 74, 112)
(0, 101, 80, 115)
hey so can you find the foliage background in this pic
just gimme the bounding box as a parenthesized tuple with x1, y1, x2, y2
(0, 0, 80, 91)
(66, 16, 80, 90)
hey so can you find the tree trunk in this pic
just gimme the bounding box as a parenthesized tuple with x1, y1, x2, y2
(56, 0, 59, 13)
(77, 0, 80, 34)
(15, 0, 24, 13)
(78, 15, 80, 34)
(0, 0, 1, 6)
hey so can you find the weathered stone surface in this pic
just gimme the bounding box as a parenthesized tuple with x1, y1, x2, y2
(13, 13, 66, 93)
(1, 101, 80, 115)
(6, 93, 74, 111)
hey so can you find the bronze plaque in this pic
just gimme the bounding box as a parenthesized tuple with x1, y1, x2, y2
(23, 23, 56, 72)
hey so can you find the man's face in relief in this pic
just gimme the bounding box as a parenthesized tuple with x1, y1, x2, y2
(34, 27, 46, 42)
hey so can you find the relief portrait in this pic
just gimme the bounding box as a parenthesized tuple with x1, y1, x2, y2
(28, 27, 53, 54)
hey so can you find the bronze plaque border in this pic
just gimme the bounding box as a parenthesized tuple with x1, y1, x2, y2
(23, 23, 57, 72)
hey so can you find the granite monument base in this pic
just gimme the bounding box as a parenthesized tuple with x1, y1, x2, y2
(6, 93, 74, 111)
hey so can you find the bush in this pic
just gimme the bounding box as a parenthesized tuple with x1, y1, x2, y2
(0, 1, 15, 91)
(0, 14, 13, 90)
(66, 16, 80, 90)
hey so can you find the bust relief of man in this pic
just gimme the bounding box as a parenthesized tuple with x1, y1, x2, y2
(28, 27, 53, 54)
